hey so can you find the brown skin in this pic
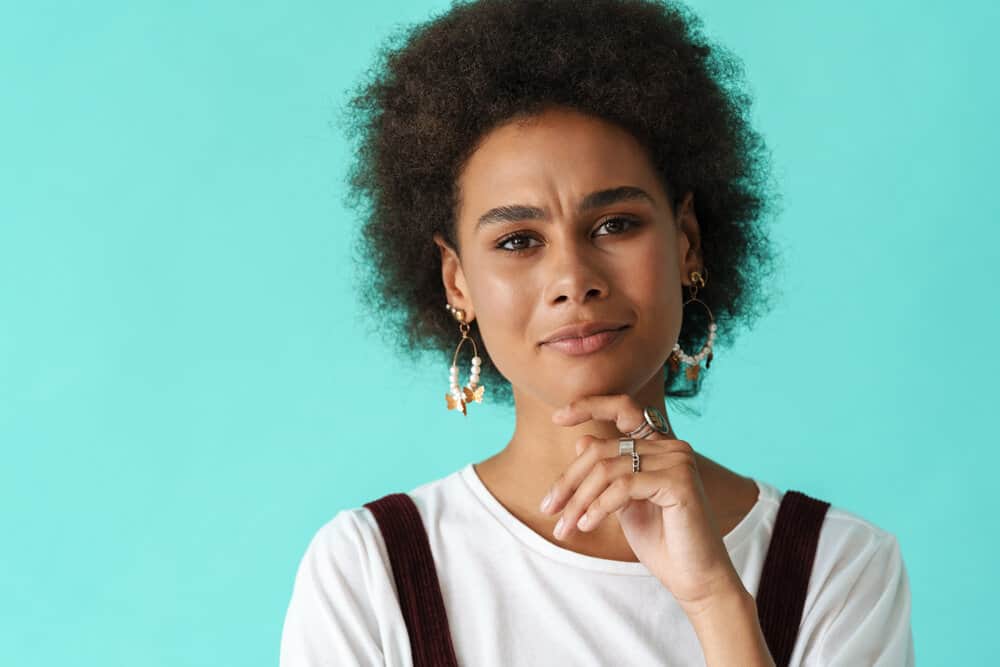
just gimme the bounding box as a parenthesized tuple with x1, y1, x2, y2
(433, 106, 757, 562)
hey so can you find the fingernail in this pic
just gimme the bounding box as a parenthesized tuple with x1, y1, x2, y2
(576, 513, 589, 530)
(554, 517, 565, 539)
(539, 492, 552, 512)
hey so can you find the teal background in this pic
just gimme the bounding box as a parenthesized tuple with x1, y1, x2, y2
(2, 0, 995, 664)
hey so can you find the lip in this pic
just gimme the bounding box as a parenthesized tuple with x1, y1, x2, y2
(542, 326, 628, 356)
(540, 321, 630, 356)
(541, 321, 630, 344)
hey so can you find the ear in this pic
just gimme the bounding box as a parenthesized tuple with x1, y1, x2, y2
(432, 231, 475, 322)
(674, 191, 704, 286)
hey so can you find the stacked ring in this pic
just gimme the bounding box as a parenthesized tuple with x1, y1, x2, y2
(623, 406, 672, 440)
(618, 438, 642, 473)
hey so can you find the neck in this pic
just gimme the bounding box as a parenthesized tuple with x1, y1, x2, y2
(472, 373, 757, 561)
(476, 371, 673, 526)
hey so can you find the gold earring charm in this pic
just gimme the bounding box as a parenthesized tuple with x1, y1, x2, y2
(668, 269, 716, 381)
(444, 303, 485, 415)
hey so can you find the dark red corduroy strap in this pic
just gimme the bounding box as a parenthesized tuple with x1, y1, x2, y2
(366, 487, 829, 667)
(363, 493, 459, 667)
(755, 489, 831, 667)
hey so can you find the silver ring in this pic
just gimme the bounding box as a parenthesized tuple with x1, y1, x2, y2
(618, 439, 642, 474)
(618, 438, 635, 456)
(623, 406, 671, 439)
(624, 421, 654, 439)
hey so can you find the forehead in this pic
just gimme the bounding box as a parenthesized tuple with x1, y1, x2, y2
(457, 108, 663, 210)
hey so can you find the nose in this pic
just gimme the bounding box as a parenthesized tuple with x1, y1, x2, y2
(541, 235, 611, 306)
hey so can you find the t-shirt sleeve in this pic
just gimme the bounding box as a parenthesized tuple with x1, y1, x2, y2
(279, 510, 386, 667)
(805, 531, 915, 666)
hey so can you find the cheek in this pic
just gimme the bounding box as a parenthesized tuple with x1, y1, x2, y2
(629, 238, 676, 304)
(624, 238, 682, 343)
(467, 269, 535, 350)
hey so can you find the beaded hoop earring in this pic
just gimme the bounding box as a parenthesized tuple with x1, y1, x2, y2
(444, 303, 485, 416)
(668, 269, 717, 381)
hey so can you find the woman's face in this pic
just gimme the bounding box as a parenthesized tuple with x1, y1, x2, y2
(434, 106, 702, 408)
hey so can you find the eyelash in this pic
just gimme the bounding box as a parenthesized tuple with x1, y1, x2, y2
(495, 217, 640, 255)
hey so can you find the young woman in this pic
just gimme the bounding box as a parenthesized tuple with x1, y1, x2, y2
(280, 1, 914, 664)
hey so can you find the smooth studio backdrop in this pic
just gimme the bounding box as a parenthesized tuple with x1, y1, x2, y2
(2, 1, 995, 664)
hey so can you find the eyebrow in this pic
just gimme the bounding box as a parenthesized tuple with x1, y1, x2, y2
(475, 185, 656, 231)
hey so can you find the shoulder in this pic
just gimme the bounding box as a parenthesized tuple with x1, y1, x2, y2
(278, 467, 465, 667)
(279, 508, 397, 665)
(303, 506, 384, 573)
(760, 481, 914, 664)
(760, 480, 907, 593)
(809, 492, 909, 628)
(300, 464, 468, 573)
(793, 486, 906, 586)
(754, 478, 902, 558)
(283, 507, 399, 627)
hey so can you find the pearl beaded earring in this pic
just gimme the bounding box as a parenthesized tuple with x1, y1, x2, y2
(444, 303, 485, 415)
(668, 269, 717, 381)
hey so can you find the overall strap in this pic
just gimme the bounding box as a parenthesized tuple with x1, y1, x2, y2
(363, 493, 459, 667)
(755, 489, 831, 667)
(366, 488, 829, 667)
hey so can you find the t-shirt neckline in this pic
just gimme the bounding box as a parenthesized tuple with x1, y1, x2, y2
(458, 460, 777, 576)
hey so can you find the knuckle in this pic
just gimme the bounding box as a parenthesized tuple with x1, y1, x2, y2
(594, 457, 615, 478)
(673, 458, 698, 484)
(671, 452, 695, 471)
(674, 439, 694, 453)
(552, 473, 566, 492)
(611, 476, 631, 492)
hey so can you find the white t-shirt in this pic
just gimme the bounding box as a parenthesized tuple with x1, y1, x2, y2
(279, 462, 914, 666)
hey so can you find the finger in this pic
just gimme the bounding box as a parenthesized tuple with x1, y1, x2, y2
(544, 436, 686, 516)
(553, 395, 676, 440)
(555, 449, 696, 539)
(541, 434, 607, 515)
(574, 452, 697, 533)
(583, 436, 694, 457)
(552, 393, 647, 435)
(554, 453, 636, 540)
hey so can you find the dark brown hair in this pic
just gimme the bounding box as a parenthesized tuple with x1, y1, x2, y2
(339, 0, 783, 409)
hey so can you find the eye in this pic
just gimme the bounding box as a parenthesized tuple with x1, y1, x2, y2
(495, 232, 542, 254)
(495, 216, 640, 255)
(593, 216, 640, 237)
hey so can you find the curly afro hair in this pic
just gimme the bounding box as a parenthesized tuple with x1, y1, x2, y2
(340, 0, 783, 411)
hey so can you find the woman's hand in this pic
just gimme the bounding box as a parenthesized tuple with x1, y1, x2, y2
(542, 393, 748, 617)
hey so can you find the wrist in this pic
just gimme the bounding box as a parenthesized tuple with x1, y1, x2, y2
(677, 569, 751, 620)
(683, 581, 753, 624)
(686, 587, 774, 667)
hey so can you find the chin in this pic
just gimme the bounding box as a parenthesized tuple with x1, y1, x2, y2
(554, 367, 631, 395)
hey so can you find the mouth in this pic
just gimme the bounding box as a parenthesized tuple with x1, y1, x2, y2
(541, 325, 629, 356)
